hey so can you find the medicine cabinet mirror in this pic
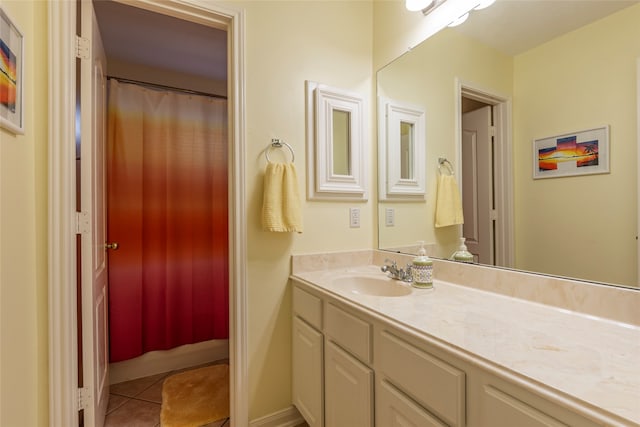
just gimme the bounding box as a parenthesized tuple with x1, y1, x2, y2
(306, 81, 368, 200)
(378, 98, 426, 201)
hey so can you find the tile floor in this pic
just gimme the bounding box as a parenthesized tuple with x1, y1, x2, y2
(105, 359, 229, 427)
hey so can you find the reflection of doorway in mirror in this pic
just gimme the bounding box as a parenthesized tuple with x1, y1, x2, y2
(462, 104, 492, 264)
(456, 84, 513, 268)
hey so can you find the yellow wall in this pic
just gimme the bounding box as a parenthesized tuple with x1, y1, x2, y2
(513, 4, 639, 285)
(240, 1, 374, 418)
(0, 0, 49, 426)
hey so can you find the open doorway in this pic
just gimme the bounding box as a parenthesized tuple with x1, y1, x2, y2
(456, 83, 514, 268)
(88, 1, 229, 424)
(48, 1, 247, 427)
(93, 0, 230, 378)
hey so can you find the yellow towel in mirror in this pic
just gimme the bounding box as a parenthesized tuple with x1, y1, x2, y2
(435, 174, 464, 228)
(262, 162, 303, 233)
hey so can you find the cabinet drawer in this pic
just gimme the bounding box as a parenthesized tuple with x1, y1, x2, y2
(293, 285, 322, 329)
(377, 379, 448, 427)
(325, 303, 372, 364)
(378, 331, 465, 427)
(482, 386, 568, 427)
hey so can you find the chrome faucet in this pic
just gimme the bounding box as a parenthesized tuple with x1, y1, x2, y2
(381, 259, 413, 282)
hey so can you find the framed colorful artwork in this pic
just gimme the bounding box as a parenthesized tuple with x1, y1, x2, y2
(533, 126, 609, 179)
(0, 7, 24, 134)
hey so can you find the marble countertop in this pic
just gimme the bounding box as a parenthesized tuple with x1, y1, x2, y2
(292, 265, 640, 426)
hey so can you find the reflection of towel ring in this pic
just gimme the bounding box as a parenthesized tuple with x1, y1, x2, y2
(438, 157, 454, 175)
(265, 138, 295, 163)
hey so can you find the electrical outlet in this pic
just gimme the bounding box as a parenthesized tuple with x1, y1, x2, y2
(349, 207, 360, 228)
(385, 208, 395, 226)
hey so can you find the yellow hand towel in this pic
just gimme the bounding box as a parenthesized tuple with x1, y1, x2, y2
(434, 174, 464, 228)
(262, 162, 303, 233)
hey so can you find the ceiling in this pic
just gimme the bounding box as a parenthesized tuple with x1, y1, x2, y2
(92, 0, 638, 82)
(453, 0, 639, 56)
(93, 1, 227, 81)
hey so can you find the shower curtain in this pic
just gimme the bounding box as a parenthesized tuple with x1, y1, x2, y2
(106, 80, 229, 363)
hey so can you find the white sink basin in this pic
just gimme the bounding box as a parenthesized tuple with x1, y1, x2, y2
(332, 275, 412, 297)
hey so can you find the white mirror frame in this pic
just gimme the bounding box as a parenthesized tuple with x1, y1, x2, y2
(378, 97, 426, 201)
(306, 81, 368, 200)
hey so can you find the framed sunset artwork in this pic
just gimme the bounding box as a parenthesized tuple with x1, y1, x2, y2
(0, 7, 24, 134)
(533, 126, 609, 179)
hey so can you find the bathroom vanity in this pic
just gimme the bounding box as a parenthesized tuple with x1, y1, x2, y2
(290, 253, 640, 427)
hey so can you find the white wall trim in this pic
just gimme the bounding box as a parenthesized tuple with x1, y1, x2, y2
(48, 2, 79, 425)
(249, 406, 304, 427)
(48, 2, 248, 426)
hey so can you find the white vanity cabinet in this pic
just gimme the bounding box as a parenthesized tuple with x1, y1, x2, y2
(292, 283, 375, 427)
(292, 286, 324, 427)
(291, 278, 623, 427)
(474, 373, 602, 427)
(376, 329, 465, 427)
(324, 302, 375, 427)
(324, 341, 374, 426)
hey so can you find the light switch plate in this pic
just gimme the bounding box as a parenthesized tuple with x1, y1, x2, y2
(385, 208, 395, 226)
(350, 207, 360, 228)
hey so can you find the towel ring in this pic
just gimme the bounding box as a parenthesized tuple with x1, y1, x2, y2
(265, 138, 295, 163)
(438, 157, 454, 175)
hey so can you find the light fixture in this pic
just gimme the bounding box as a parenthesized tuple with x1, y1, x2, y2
(474, 0, 496, 10)
(405, 0, 434, 12)
(447, 12, 469, 27)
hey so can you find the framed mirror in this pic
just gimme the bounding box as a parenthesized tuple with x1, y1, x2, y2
(378, 98, 426, 200)
(377, 0, 639, 289)
(306, 81, 368, 200)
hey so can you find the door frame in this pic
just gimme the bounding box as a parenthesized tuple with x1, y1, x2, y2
(454, 79, 514, 268)
(47, 1, 248, 426)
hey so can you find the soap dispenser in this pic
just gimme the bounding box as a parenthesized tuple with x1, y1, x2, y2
(451, 237, 474, 263)
(412, 241, 433, 289)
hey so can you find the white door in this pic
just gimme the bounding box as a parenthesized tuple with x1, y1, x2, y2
(461, 105, 493, 265)
(79, 1, 109, 425)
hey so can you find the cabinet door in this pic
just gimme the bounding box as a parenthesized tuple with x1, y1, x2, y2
(325, 341, 374, 427)
(292, 316, 324, 427)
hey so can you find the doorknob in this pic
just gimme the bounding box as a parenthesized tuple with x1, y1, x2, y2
(105, 242, 119, 250)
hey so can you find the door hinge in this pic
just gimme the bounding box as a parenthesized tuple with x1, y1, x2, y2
(490, 125, 496, 137)
(75, 211, 90, 234)
(77, 387, 91, 410)
(490, 209, 498, 221)
(75, 35, 90, 60)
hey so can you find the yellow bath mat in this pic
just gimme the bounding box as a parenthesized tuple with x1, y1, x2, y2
(161, 364, 229, 427)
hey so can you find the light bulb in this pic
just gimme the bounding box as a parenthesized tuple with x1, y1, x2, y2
(405, 0, 434, 12)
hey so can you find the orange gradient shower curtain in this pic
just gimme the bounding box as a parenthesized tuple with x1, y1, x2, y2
(107, 80, 228, 363)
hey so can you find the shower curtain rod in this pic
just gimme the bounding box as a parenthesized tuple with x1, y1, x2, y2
(106, 76, 227, 100)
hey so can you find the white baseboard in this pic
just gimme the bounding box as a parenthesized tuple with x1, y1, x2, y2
(109, 339, 229, 384)
(249, 406, 305, 427)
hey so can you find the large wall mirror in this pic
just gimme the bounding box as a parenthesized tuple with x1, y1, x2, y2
(377, 0, 640, 289)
